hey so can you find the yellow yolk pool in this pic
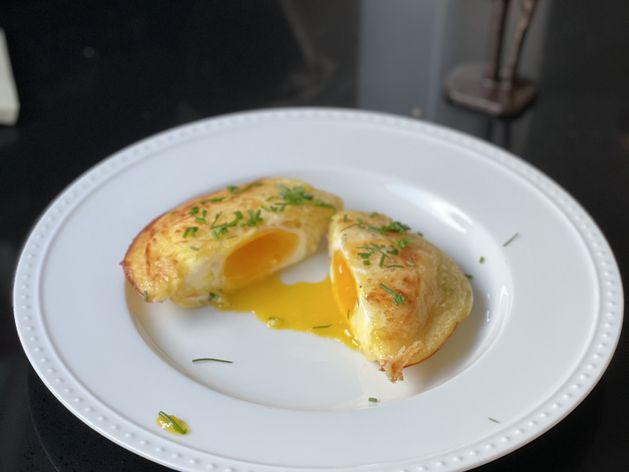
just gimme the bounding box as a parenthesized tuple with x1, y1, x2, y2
(224, 274, 357, 349)
(223, 229, 299, 290)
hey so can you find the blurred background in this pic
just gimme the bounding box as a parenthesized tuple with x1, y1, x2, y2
(0, 1, 627, 470)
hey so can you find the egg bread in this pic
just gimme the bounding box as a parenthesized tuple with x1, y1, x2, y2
(122, 178, 342, 307)
(328, 210, 473, 381)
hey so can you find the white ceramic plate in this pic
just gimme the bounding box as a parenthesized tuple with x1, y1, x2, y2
(14, 108, 623, 471)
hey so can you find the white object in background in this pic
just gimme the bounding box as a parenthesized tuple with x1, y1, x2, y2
(0, 29, 19, 125)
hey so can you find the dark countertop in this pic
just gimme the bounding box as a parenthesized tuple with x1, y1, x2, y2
(1, 1, 627, 471)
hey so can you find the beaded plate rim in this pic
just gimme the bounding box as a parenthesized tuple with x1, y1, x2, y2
(13, 107, 624, 472)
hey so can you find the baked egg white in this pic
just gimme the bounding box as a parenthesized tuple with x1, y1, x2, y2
(122, 177, 342, 307)
(328, 210, 473, 381)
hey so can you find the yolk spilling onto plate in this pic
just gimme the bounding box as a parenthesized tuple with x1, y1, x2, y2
(331, 251, 358, 317)
(224, 274, 357, 349)
(223, 230, 298, 289)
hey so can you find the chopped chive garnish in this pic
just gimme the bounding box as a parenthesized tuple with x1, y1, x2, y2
(380, 220, 411, 233)
(312, 324, 332, 329)
(192, 358, 233, 364)
(190, 206, 199, 216)
(261, 204, 284, 213)
(210, 212, 222, 226)
(368, 397, 379, 403)
(371, 220, 410, 234)
(245, 209, 263, 227)
(344, 220, 363, 232)
(226, 182, 262, 195)
(465, 273, 473, 279)
(379, 283, 405, 305)
(208, 292, 219, 302)
(190, 246, 200, 251)
(266, 316, 282, 327)
(397, 237, 409, 249)
(143, 290, 149, 301)
(201, 196, 225, 204)
(276, 184, 335, 209)
(488, 417, 500, 423)
(182, 226, 198, 238)
(356, 243, 402, 269)
(194, 217, 207, 224)
(211, 211, 243, 239)
(277, 184, 309, 204)
(479, 256, 485, 263)
(201, 197, 224, 204)
(503, 232, 520, 247)
(158, 411, 187, 434)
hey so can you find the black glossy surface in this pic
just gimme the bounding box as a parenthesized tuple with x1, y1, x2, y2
(1, 1, 627, 471)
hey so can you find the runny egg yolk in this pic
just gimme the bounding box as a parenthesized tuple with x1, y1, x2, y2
(223, 229, 298, 290)
(220, 234, 357, 348)
(224, 274, 357, 349)
(331, 251, 358, 317)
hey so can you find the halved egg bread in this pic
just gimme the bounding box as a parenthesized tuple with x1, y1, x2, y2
(329, 210, 473, 382)
(122, 178, 342, 307)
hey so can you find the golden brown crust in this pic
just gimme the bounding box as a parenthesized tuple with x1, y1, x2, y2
(329, 210, 473, 382)
(120, 210, 168, 294)
(122, 178, 342, 306)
